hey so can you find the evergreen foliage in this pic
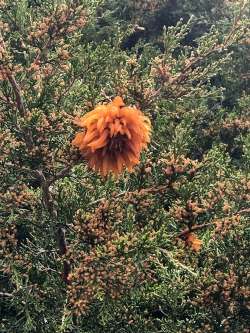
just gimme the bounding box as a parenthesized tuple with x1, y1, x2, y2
(0, 0, 249, 332)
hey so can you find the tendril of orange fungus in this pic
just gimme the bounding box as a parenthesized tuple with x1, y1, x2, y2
(72, 96, 151, 177)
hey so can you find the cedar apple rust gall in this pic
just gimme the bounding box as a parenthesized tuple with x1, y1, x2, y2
(72, 97, 151, 176)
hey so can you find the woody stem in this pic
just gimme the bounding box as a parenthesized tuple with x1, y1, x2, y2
(34, 170, 70, 283)
(177, 223, 214, 238)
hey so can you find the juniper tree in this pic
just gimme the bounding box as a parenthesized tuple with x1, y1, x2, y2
(0, 0, 249, 332)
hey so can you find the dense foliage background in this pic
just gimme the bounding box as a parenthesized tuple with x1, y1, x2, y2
(0, 0, 249, 332)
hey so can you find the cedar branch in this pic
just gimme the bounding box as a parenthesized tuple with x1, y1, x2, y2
(34, 170, 70, 283)
(6, 71, 26, 117)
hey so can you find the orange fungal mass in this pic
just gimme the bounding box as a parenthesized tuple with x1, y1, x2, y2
(72, 97, 151, 176)
(186, 233, 202, 252)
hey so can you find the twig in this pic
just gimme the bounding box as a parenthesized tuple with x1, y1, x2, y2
(237, 208, 250, 215)
(48, 160, 79, 186)
(5, 71, 26, 117)
(177, 208, 249, 239)
(89, 184, 169, 207)
(4, 68, 34, 148)
(34, 170, 70, 283)
(158, 249, 197, 277)
(177, 223, 214, 238)
(0, 292, 13, 298)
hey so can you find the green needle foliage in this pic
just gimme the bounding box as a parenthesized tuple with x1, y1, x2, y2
(0, 0, 249, 332)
